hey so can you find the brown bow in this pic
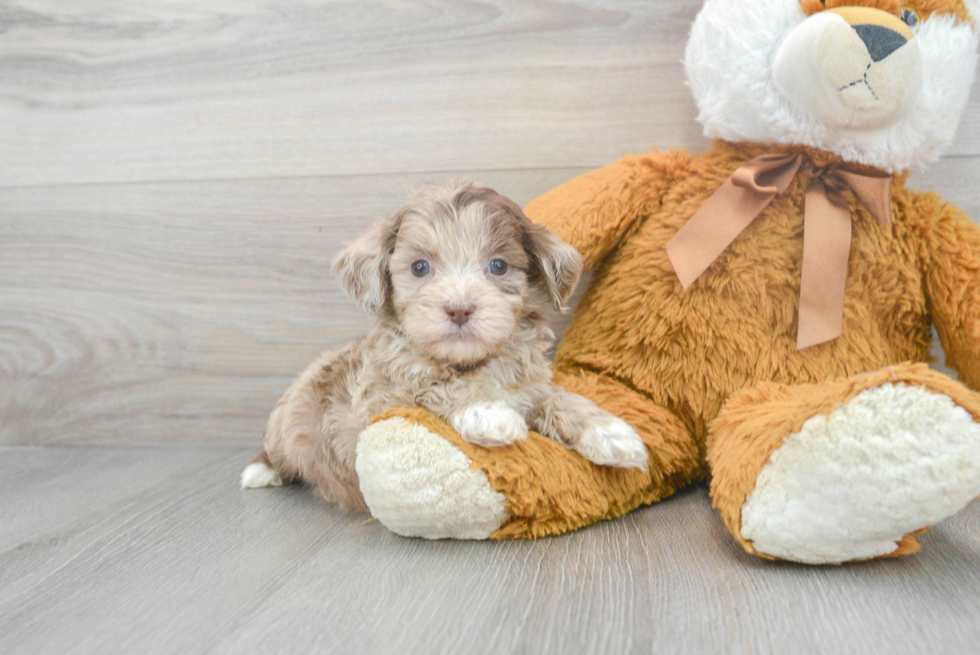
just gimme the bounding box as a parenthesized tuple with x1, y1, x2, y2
(665, 152, 892, 350)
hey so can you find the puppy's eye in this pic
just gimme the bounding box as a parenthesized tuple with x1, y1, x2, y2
(488, 259, 508, 276)
(411, 260, 431, 278)
(901, 8, 918, 28)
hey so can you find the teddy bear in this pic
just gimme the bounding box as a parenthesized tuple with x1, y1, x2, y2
(352, 0, 980, 564)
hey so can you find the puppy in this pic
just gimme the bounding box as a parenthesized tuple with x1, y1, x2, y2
(241, 180, 647, 511)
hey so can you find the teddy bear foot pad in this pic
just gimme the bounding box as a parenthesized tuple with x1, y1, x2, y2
(741, 383, 980, 564)
(356, 415, 509, 539)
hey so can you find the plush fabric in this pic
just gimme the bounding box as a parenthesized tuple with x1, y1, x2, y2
(355, 415, 509, 539)
(710, 362, 980, 559)
(353, 0, 980, 563)
(369, 366, 701, 540)
(686, 0, 977, 171)
(369, 138, 980, 551)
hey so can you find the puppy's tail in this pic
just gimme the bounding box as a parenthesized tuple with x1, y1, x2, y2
(240, 450, 285, 489)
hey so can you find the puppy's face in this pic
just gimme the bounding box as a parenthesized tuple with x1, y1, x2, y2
(335, 181, 583, 366)
(388, 195, 533, 364)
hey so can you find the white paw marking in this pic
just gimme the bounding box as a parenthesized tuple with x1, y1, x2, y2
(453, 401, 528, 447)
(240, 462, 282, 489)
(741, 383, 980, 564)
(574, 418, 648, 470)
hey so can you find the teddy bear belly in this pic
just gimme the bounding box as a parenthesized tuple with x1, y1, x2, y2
(555, 258, 932, 444)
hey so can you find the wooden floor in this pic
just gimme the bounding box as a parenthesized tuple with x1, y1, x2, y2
(2, 447, 980, 655)
(2, 1, 980, 653)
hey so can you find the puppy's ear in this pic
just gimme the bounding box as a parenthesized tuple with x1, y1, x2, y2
(522, 220, 584, 314)
(333, 213, 398, 314)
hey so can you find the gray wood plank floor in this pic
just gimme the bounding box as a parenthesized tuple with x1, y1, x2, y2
(2, 446, 980, 655)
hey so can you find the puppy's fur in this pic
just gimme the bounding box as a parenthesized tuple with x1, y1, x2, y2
(241, 180, 647, 511)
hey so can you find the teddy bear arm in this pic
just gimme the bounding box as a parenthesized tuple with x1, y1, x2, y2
(524, 151, 686, 269)
(914, 194, 980, 391)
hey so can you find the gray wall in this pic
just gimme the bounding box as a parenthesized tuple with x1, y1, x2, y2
(2, 0, 978, 446)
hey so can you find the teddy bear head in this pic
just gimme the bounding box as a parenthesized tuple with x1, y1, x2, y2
(685, 0, 979, 172)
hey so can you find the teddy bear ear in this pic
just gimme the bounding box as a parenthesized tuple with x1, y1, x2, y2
(333, 212, 400, 314)
(521, 220, 584, 314)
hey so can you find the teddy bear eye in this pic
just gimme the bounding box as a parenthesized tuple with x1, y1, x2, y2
(901, 8, 919, 28)
(411, 260, 431, 277)
(488, 259, 509, 276)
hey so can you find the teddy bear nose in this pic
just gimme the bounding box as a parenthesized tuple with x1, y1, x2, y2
(445, 304, 475, 326)
(853, 24, 907, 62)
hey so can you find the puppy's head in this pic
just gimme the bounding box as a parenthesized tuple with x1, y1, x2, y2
(334, 180, 583, 365)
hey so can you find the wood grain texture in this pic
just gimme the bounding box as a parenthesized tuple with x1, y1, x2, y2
(0, 0, 978, 449)
(3, 3, 980, 653)
(0, 168, 592, 446)
(0, 0, 706, 187)
(3, 158, 978, 446)
(2, 446, 980, 655)
(2, 0, 978, 188)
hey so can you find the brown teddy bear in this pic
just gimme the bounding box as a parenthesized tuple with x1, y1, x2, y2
(353, 0, 980, 564)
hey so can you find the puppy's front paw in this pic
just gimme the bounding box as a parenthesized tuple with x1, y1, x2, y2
(574, 418, 648, 470)
(453, 401, 528, 447)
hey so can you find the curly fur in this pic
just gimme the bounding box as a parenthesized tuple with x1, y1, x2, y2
(243, 180, 646, 510)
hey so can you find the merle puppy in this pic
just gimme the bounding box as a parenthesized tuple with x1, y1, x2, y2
(241, 180, 647, 510)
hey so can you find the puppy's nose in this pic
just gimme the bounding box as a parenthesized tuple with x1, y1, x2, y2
(445, 303, 475, 326)
(853, 24, 907, 62)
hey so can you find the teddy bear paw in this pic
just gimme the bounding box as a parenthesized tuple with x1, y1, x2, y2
(355, 415, 508, 539)
(740, 383, 980, 563)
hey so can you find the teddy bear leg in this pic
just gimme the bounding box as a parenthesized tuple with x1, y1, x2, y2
(708, 363, 980, 564)
(550, 366, 703, 499)
(355, 366, 700, 540)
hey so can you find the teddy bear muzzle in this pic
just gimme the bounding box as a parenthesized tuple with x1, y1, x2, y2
(774, 6, 922, 130)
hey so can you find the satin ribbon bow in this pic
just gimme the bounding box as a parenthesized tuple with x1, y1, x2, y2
(665, 152, 892, 350)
